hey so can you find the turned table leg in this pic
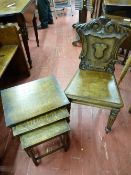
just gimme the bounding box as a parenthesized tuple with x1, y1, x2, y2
(118, 55, 131, 85)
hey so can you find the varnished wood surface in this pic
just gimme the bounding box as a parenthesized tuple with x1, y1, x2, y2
(20, 120, 70, 149)
(12, 108, 69, 136)
(0, 0, 32, 15)
(92, 0, 103, 18)
(104, 0, 131, 6)
(0, 0, 38, 68)
(0, 6, 131, 175)
(1, 76, 69, 127)
(65, 70, 123, 108)
(67, 17, 128, 133)
(0, 24, 22, 46)
(105, 14, 131, 28)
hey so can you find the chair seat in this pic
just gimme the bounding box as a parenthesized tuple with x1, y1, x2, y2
(65, 70, 123, 108)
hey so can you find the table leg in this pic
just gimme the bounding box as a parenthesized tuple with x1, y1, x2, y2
(121, 50, 130, 65)
(129, 107, 131, 113)
(17, 14, 32, 68)
(32, 14, 39, 47)
(25, 148, 39, 166)
(72, 9, 87, 47)
(118, 55, 131, 85)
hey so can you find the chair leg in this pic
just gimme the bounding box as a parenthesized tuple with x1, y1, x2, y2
(105, 108, 120, 134)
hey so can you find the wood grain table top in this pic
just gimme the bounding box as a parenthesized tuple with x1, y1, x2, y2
(20, 120, 70, 149)
(1, 76, 70, 127)
(104, 0, 131, 6)
(12, 108, 69, 136)
(0, 0, 32, 15)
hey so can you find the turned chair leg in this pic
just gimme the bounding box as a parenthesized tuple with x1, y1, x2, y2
(105, 108, 120, 134)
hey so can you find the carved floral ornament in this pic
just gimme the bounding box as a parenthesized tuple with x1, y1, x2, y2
(76, 16, 129, 36)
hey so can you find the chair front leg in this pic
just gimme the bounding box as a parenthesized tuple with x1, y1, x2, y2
(105, 108, 120, 134)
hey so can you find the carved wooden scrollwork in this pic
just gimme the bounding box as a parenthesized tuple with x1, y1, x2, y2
(75, 16, 130, 73)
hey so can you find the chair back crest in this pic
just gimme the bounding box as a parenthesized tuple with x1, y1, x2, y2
(76, 16, 129, 73)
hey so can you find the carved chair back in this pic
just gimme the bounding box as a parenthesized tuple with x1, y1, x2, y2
(76, 16, 129, 73)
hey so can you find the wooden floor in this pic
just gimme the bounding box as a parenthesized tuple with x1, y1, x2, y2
(0, 6, 131, 175)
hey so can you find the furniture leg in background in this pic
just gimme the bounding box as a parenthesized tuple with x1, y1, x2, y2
(118, 55, 131, 113)
(0, 0, 39, 69)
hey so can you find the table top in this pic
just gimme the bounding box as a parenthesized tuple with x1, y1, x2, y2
(0, 0, 32, 16)
(20, 120, 70, 149)
(106, 14, 131, 28)
(104, 0, 131, 6)
(12, 108, 69, 136)
(1, 76, 70, 127)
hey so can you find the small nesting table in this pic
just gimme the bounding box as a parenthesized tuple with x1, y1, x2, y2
(1, 76, 70, 166)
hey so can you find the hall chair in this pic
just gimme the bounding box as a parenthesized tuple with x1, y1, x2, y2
(65, 16, 129, 133)
(0, 23, 30, 79)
